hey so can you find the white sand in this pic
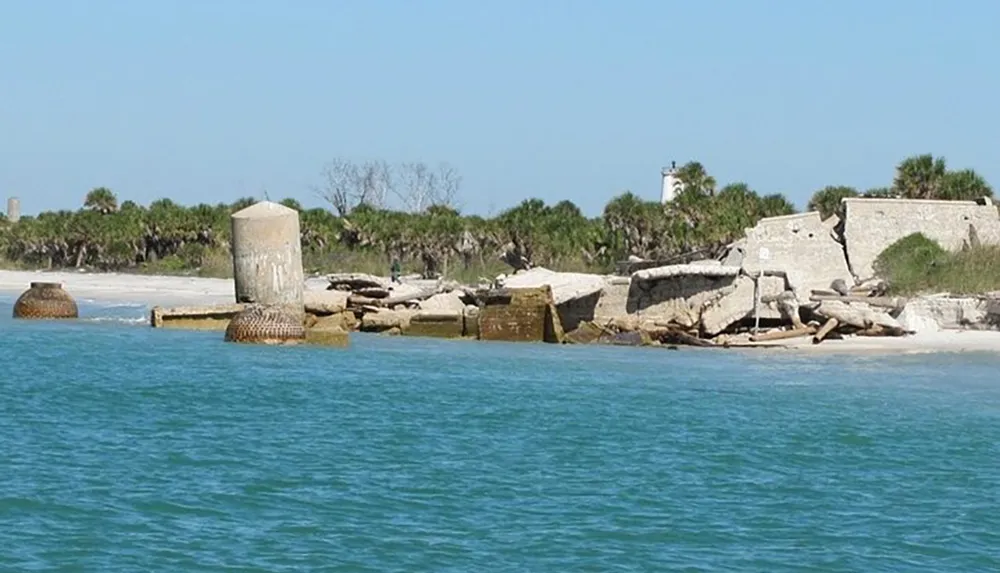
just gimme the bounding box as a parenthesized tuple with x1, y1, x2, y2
(0, 269, 329, 308)
(761, 330, 1000, 355)
(2, 269, 999, 355)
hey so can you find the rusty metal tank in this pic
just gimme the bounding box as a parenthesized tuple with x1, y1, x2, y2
(13, 282, 79, 319)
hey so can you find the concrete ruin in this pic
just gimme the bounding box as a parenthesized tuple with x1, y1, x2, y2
(148, 195, 1000, 349)
(734, 212, 853, 300)
(150, 304, 246, 330)
(626, 264, 789, 335)
(487, 197, 1000, 345)
(842, 197, 1000, 281)
(231, 201, 305, 316)
(897, 295, 999, 333)
(498, 268, 608, 332)
(478, 286, 564, 343)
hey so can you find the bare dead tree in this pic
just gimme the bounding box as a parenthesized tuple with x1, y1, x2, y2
(315, 158, 355, 216)
(396, 161, 463, 213)
(315, 158, 393, 215)
(434, 162, 462, 209)
(396, 161, 435, 213)
(355, 160, 393, 209)
(318, 157, 461, 214)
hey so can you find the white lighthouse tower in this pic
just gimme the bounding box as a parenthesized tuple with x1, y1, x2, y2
(660, 161, 683, 204)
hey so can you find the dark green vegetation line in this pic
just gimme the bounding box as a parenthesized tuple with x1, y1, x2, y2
(0, 154, 992, 283)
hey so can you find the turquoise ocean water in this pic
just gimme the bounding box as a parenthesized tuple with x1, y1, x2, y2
(1, 296, 999, 571)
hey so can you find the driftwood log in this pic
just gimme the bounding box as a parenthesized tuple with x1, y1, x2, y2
(812, 318, 839, 344)
(813, 300, 903, 331)
(348, 294, 382, 308)
(649, 322, 715, 347)
(809, 294, 906, 310)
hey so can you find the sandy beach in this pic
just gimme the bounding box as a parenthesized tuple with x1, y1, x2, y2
(2, 268, 1000, 355)
(770, 330, 1000, 356)
(0, 269, 330, 308)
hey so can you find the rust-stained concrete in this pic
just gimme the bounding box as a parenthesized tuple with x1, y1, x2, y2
(478, 286, 564, 343)
(150, 303, 246, 330)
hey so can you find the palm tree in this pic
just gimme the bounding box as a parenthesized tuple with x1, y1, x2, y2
(807, 186, 859, 219)
(675, 161, 717, 197)
(602, 192, 668, 260)
(496, 198, 550, 270)
(704, 183, 763, 251)
(84, 187, 119, 214)
(758, 194, 796, 218)
(938, 169, 993, 201)
(892, 154, 947, 199)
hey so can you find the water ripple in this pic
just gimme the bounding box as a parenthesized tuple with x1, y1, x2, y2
(0, 317, 998, 571)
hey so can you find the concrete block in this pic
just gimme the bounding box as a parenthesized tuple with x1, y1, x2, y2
(150, 303, 246, 330)
(406, 312, 464, 338)
(897, 296, 991, 333)
(478, 286, 561, 343)
(305, 327, 350, 347)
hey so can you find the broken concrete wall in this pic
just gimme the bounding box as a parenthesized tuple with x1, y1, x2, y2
(557, 277, 630, 331)
(625, 264, 786, 331)
(498, 267, 617, 333)
(478, 286, 563, 343)
(500, 267, 605, 305)
(700, 275, 786, 335)
(738, 212, 853, 300)
(405, 311, 465, 338)
(628, 266, 740, 328)
(556, 291, 601, 332)
(843, 198, 1000, 281)
(592, 278, 629, 324)
(897, 296, 994, 333)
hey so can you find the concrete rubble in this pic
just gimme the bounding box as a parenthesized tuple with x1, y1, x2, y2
(149, 197, 1000, 348)
(498, 267, 606, 306)
(304, 289, 349, 315)
(453, 198, 1000, 348)
(217, 196, 997, 348)
(321, 273, 481, 339)
(897, 294, 999, 333)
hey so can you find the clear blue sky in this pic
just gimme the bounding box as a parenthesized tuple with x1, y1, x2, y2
(3, 0, 998, 217)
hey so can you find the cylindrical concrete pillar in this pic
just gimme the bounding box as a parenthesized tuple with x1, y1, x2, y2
(7, 197, 20, 223)
(231, 201, 305, 314)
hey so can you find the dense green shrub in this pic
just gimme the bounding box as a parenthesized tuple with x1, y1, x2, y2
(873, 233, 948, 294)
(873, 233, 1000, 294)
